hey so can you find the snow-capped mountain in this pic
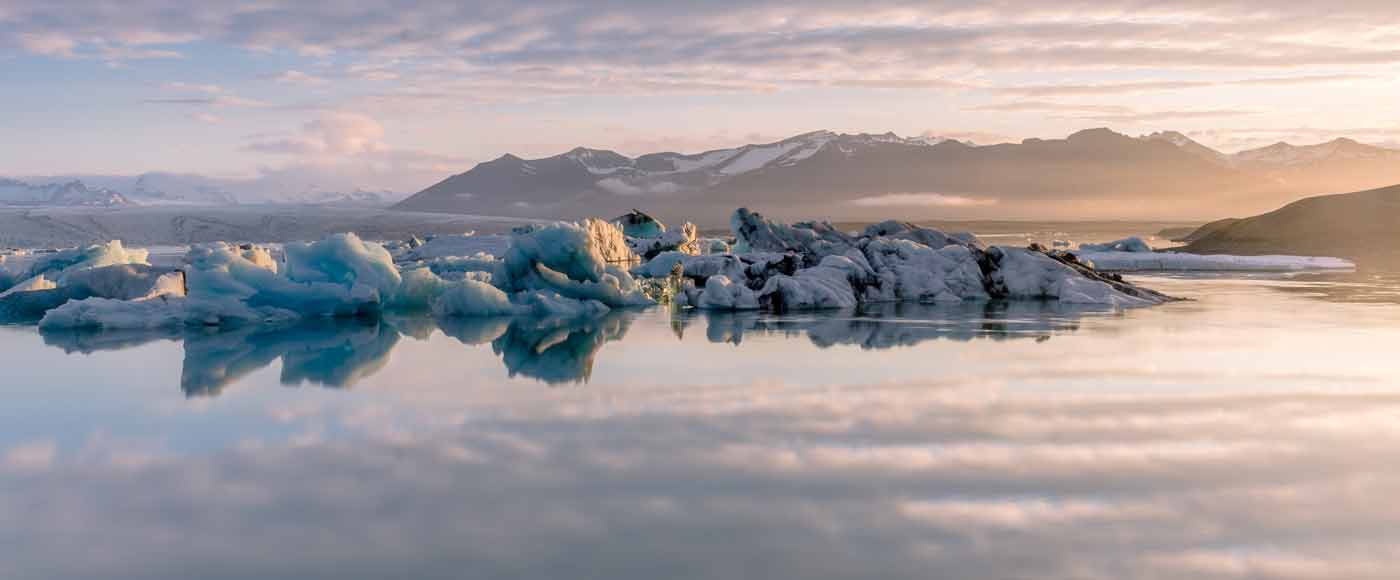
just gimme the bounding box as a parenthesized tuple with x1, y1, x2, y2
(9, 173, 407, 207)
(0, 178, 132, 207)
(1140, 131, 1233, 166)
(1139, 132, 1400, 195)
(1231, 138, 1400, 166)
(395, 128, 1269, 223)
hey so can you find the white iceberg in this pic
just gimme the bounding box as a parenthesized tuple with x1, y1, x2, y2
(1078, 237, 1153, 253)
(1074, 251, 1356, 272)
(19, 208, 1184, 328)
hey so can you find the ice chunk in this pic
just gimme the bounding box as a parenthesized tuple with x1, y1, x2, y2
(38, 295, 298, 330)
(431, 279, 516, 317)
(61, 264, 185, 301)
(0, 264, 186, 322)
(702, 239, 731, 255)
(612, 209, 666, 238)
(635, 252, 749, 284)
(22, 240, 150, 283)
(396, 233, 510, 262)
(1073, 251, 1356, 272)
(627, 222, 698, 260)
(0, 275, 57, 297)
(499, 220, 651, 308)
(861, 238, 988, 302)
(863, 220, 982, 250)
(1078, 237, 1153, 253)
(730, 208, 856, 265)
(186, 241, 383, 318)
(757, 255, 866, 311)
(986, 247, 1167, 306)
(283, 233, 401, 301)
(696, 275, 760, 310)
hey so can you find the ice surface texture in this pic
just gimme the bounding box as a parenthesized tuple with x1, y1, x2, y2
(13, 208, 1194, 329)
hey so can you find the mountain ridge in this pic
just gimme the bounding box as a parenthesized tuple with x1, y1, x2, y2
(394, 128, 1400, 226)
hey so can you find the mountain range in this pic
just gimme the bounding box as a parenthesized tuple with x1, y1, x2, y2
(395, 129, 1400, 226)
(0, 173, 408, 208)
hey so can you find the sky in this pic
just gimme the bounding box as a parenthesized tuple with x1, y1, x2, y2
(4, 1, 1400, 192)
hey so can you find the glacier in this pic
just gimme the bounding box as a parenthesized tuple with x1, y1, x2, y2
(3, 207, 1193, 330)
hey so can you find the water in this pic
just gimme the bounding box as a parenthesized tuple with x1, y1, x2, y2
(3, 273, 1400, 579)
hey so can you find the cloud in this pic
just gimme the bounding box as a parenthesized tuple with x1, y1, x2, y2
(274, 69, 328, 85)
(243, 112, 471, 192)
(995, 74, 1373, 97)
(849, 193, 998, 207)
(163, 81, 223, 94)
(16, 32, 75, 57)
(595, 178, 681, 196)
(247, 113, 385, 155)
(7, 1, 1400, 101)
(967, 101, 1254, 123)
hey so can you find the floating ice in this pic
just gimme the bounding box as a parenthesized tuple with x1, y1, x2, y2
(1075, 251, 1356, 272)
(612, 209, 666, 239)
(1078, 237, 1153, 253)
(696, 275, 759, 310)
(430, 279, 515, 317)
(627, 222, 699, 260)
(15, 207, 1182, 328)
(395, 233, 510, 262)
(698, 208, 1172, 310)
(498, 219, 650, 308)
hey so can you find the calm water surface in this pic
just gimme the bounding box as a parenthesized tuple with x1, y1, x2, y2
(2, 273, 1400, 579)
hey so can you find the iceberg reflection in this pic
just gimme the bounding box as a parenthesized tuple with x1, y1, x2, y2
(37, 301, 1113, 393)
(690, 300, 1118, 348)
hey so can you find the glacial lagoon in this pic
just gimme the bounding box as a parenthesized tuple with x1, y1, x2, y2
(2, 272, 1400, 579)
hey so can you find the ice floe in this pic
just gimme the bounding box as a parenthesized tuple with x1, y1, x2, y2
(1074, 251, 1356, 272)
(5, 208, 1187, 329)
(1078, 237, 1153, 253)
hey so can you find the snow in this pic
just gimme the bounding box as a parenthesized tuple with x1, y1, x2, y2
(1231, 138, 1400, 166)
(718, 140, 810, 176)
(1075, 251, 1356, 272)
(666, 149, 741, 173)
(1078, 237, 1153, 253)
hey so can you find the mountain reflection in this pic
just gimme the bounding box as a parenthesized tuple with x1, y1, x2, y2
(38, 301, 1110, 394)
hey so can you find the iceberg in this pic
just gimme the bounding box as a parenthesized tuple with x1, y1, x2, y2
(1078, 237, 1153, 253)
(13, 207, 1182, 329)
(626, 223, 700, 260)
(652, 208, 1173, 311)
(1073, 251, 1356, 272)
(696, 275, 760, 310)
(612, 209, 667, 239)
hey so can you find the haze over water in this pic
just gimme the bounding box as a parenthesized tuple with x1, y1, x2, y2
(3, 272, 1399, 580)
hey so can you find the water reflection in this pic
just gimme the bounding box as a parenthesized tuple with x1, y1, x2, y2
(9, 275, 1400, 580)
(37, 301, 1114, 393)
(689, 300, 1116, 348)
